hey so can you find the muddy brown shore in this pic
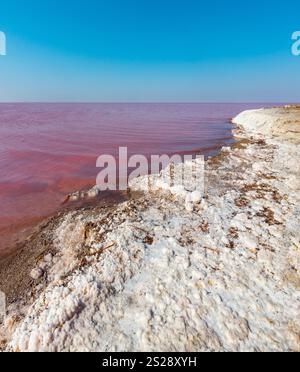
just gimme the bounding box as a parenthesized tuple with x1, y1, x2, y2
(0, 191, 131, 305)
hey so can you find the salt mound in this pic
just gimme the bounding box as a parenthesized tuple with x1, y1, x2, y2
(233, 106, 300, 144)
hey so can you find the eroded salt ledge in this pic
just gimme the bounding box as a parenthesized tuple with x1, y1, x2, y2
(1, 107, 300, 352)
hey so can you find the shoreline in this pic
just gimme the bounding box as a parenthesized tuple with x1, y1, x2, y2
(1, 105, 300, 351)
(0, 190, 133, 304)
(0, 102, 239, 258)
(0, 143, 234, 262)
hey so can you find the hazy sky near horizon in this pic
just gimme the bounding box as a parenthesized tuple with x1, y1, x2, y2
(0, 0, 299, 102)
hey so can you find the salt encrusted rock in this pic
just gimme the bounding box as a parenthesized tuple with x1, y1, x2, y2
(185, 202, 194, 212)
(190, 190, 202, 204)
(66, 186, 100, 203)
(30, 268, 44, 280)
(67, 191, 80, 202)
(37, 261, 47, 271)
(185, 194, 194, 212)
(170, 185, 186, 198)
(87, 186, 100, 198)
(221, 146, 231, 153)
(44, 253, 53, 263)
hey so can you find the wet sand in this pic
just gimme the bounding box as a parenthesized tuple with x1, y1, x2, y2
(0, 190, 131, 305)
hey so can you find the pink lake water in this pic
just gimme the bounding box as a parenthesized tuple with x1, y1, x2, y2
(0, 103, 278, 255)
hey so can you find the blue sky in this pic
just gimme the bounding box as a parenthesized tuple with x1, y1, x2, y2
(0, 0, 299, 102)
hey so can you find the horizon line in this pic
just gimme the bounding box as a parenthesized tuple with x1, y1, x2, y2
(0, 101, 295, 105)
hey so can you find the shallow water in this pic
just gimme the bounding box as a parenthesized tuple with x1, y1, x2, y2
(0, 103, 279, 255)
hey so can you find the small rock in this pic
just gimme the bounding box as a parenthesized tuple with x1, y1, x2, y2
(87, 186, 100, 198)
(185, 194, 192, 204)
(190, 190, 202, 204)
(68, 192, 80, 202)
(185, 202, 194, 212)
(221, 146, 231, 153)
(38, 261, 48, 270)
(30, 268, 44, 280)
(44, 253, 53, 263)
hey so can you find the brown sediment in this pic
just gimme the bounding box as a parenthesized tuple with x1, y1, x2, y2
(0, 218, 46, 260)
(0, 190, 131, 306)
(0, 214, 63, 305)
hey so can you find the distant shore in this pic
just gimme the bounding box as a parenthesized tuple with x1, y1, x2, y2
(1, 105, 300, 352)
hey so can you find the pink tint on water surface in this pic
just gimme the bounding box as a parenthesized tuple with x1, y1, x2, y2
(0, 103, 278, 256)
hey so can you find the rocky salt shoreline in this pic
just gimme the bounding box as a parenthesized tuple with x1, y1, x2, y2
(0, 106, 300, 352)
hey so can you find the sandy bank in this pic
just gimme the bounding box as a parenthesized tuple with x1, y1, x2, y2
(233, 106, 300, 144)
(0, 106, 300, 352)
